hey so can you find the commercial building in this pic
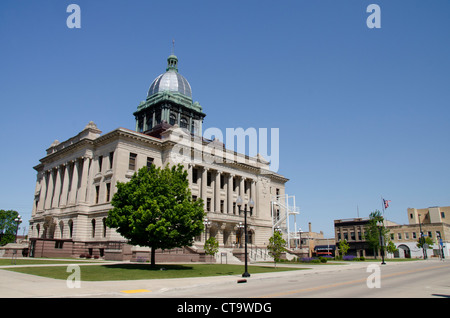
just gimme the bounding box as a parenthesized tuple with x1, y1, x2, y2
(334, 206, 450, 259)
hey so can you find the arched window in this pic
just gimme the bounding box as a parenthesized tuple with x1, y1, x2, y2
(169, 113, 177, 125)
(91, 219, 96, 238)
(180, 117, 188, 129)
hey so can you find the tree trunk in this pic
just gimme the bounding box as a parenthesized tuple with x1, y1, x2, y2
(151, 246, 156, 266)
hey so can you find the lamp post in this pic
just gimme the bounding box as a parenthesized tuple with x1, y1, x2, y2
(203, 218, 211, 243)
(237, 222, 244, 248)
(14, 215, 22, 243)
(236, 196, 254, 278)
(376, 220, 386, 265)
(418, 214, 427, 259)
(298, 228, 303, 249)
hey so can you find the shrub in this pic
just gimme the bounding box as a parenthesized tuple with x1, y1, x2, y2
(343, 255, 356, 261)
(319, 256, 327, 263)
(359, 256, 365, 261)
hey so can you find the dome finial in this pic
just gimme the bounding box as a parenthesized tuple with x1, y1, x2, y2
(166, 39, 178, 72)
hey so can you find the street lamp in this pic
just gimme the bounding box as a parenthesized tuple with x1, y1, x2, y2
(376, 220, 386, 265)
(237, 222, 244, 248)
(298, 228, 303, 249)
(14, 215, 22, 243)
(418, 214, 427, 260)
(203, 218, 211, 243)
(236, 196, 254, 278)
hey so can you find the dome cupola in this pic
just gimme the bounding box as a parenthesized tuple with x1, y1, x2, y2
(147, 54, 192, 99)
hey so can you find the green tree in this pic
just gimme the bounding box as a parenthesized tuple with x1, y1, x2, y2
(417, 235, 434, 249)
(267, 231, 286, 267)
(364, 210, 393, 257)
(338, 239, 349, 259)
(204, 237, 219, 259)
(0, 210, 20, 246)
(106, 164, 205, 266)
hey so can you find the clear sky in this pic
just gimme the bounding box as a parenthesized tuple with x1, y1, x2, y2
(1, 0, 449, 238)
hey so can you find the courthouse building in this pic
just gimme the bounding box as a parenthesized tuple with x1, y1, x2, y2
(28, 54, 290, 260)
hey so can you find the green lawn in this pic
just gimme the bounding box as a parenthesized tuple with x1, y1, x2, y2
(3, 263, 305, 281)
(0, 258, 106, 266)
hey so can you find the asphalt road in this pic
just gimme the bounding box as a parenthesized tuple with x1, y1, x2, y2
(147, 259, 450, 298)
(1, 259, 449, 299)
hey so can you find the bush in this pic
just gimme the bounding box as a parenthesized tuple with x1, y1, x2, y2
(300, 257, 320, 263)
(343, 255, 356, 261)
(319, 256, 327, 263)
(359, 256, 365, 261)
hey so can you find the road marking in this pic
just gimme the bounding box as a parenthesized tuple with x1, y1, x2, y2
(260, 263, 449, 298)
(120, 289, 151, 294)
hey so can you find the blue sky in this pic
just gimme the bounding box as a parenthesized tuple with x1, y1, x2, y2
(0, 1, 449, 238)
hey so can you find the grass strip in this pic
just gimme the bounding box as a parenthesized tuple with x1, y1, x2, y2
(4, 263, 305, 281)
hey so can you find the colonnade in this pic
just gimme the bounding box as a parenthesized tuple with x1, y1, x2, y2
(33, 156, 92, 215)
(187, 164, 257, 216)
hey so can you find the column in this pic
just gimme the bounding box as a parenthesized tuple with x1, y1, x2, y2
(37, 171, 47, 212)
(227, 174, 234, 214)
(77, 156, 90, 203)
(239, 176, 245, 201)
(59, 164, 70, 207)
(51, 166, 63, 208)
(44, 169, 55, 210)
(187, 164, 193, 187)
(215, 171, 221, 212)
(85, 156, 95, 204)
(201, 167, 208, 210)
(68, 159, 79, 205)
(251, 179, 257, 216)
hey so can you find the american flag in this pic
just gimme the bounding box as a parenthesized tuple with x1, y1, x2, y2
(383, 199, 391, 209)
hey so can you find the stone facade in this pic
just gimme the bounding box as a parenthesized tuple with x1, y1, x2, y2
(28, 54, 289, 260)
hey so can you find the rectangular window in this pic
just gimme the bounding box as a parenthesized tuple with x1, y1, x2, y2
(98, 155, 103, 172)
(147, 157, 154, 169)
(207, 172, 212, 187)
(220, 175, 225, 189)
(350, 232, 355, 241)
(405, 232, 409, 239)
(109, 152, 114, 169)
(220, 200, 224, 213)
(95, 185, 100, 204)
(192, 195, 197, 202)
(413, 232, 417, 239)
(398, 233, 402, 240)
(192, 168, 198, 184)
(106, 183, 111, 202)
(206, 198, 211, 212)
(441, 212, 446, 218)
(129, 153, 137, 170)
(55, 241, 64, 249)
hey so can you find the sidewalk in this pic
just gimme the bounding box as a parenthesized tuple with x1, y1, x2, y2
(0, 260, 424, 298)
